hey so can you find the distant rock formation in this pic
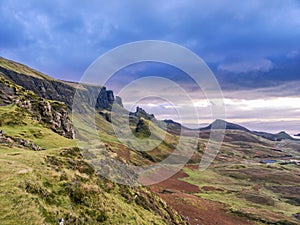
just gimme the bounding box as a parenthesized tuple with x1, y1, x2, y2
(135, 118, 151, 138)
(0, 56, 296, 143)
(130, 107, 155, 120)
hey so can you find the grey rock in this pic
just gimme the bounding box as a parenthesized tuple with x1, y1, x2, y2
(0, 77, 75, 139)
(0, 67, 122, 110)
(0, 131, 41, 150)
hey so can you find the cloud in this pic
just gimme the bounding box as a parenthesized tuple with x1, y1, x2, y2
(115, 76, 300, 133)
(1, 0, 300, 132)
(287, 50, 299, 58)
(222, 80, 300, 99)
(125, 94, 300, 134)
(0, 0, 300, 82)
(218, 59, 274, 73)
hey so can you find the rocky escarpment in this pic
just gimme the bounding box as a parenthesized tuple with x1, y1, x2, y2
(0, 76, 75, 139)
(0, 57, 122, 110)
(130, 107, 155, 120)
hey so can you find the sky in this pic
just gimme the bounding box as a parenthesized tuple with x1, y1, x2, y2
(0, 0, 300, 134)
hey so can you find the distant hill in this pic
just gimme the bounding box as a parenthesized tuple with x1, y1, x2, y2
(200, 119, 295, 141)
(200, 119, 251, 132)
(252, 130, 294, 141)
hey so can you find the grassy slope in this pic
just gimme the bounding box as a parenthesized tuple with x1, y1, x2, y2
(74, 105, 300, 224)
(0, 104, 75, 149)
(1, 102, 299, 225)
(180, 160, 300, 224)
(0, 57, 54, 80)
(0, 146, 183, 225)
(0, 58, 185, 224)
(0, 107, 184, 224)
(74, 107, 182, 166)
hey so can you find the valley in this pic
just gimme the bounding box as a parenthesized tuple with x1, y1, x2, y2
(0, 57, 299, 225)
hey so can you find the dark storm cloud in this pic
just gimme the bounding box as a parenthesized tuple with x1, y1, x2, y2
(1, 0, 300, 132)
(1, 0, 300, 85)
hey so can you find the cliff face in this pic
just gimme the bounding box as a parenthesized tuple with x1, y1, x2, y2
(0, 57, 122, 110)
(0, 76, 75, 139)
(0, 57, 125, 139)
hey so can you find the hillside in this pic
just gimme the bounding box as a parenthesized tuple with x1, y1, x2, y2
(0, 58, 185, 224)
(0, 57, 122, 110)
(201, 119, 296, 141)
(0, 57, 300, 225)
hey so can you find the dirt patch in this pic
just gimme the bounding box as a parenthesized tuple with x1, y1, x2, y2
(17, 168, 33, 174)
(157, 191, 253, 225)
(150, 167, 253, 225)
(150, 167, 200, 194)
(266, 185, 300, 196)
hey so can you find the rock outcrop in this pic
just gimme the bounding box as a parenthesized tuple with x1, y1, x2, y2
(0, 57, 122, 110)
(0, 130, 41, 150)
(130, 107, 155, 120)
(0, 76, 75, 139)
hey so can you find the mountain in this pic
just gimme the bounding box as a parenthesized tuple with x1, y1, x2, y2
(201, 119, 251, 132)
(130, 106, 155, 120)
(252, 130, 294, 141)
(202, 119, 295, 141)
(1, 56, 299, 225)
(163, 119, 200, 137)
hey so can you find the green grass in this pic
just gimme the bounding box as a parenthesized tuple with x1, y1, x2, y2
(0, 104, 76, 149)
(0, 102, 184, 224)
(2, 61, 299, 224)
(0, 146, 183, 224)
(0, 57, 55, 80)
(73, 108, 186, 166)
(0, 147, 45, 224)
(181, 166, 300, 224)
